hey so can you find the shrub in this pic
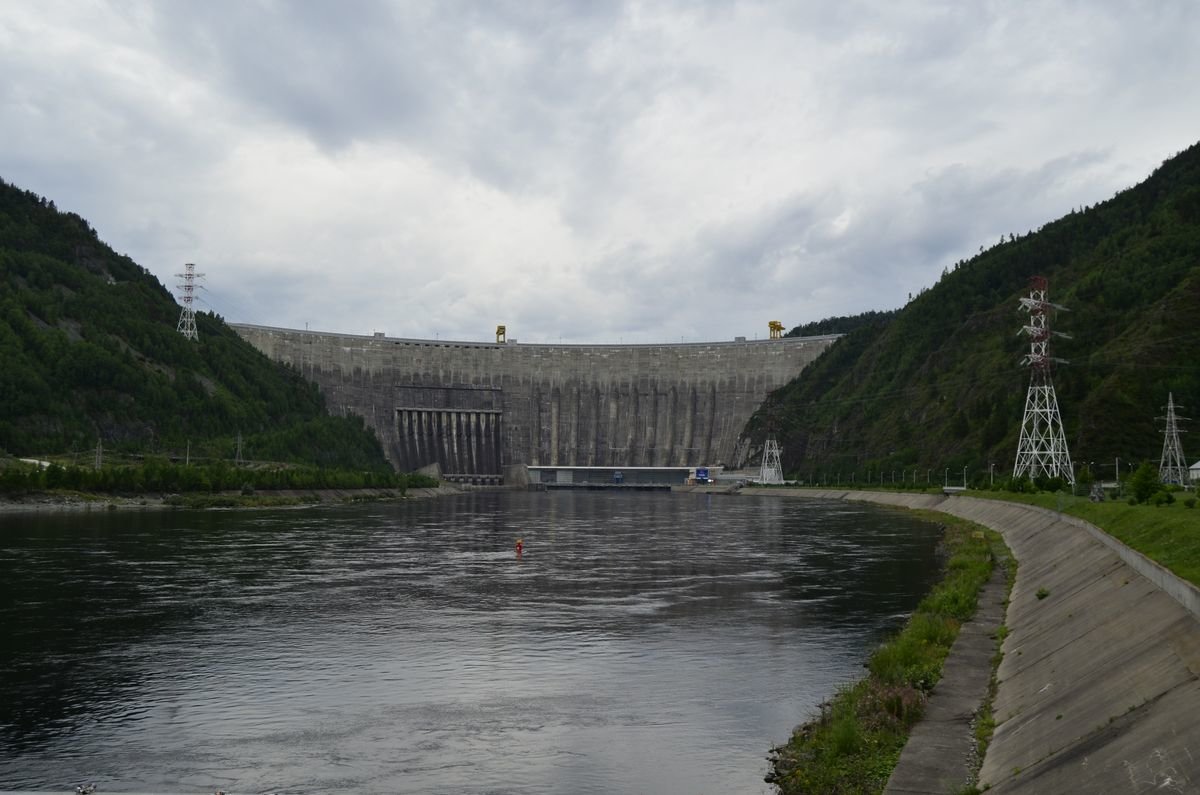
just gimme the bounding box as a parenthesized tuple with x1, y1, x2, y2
(1130, 461, 1161, 503)
(854, 683, 926, 731)
(1033, 475, 1065, 493)
(909, 613, 960, 648)
(829, 708, 863, 756)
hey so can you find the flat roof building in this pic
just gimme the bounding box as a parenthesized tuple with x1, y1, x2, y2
(526, 465, 723, 489)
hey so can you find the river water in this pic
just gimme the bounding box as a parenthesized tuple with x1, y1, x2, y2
(0, 491, 943, 794)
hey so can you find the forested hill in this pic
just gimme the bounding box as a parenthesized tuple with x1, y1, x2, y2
(0, 178, 392, 470)
(748, 141, 1200, 482)
(785, 309, 898, 339)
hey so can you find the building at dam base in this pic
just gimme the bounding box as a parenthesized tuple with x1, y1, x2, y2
(232, 324, 837, 480)
(526, 465, 725, 490)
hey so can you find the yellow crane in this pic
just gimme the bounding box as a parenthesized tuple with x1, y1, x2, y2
(768, 320, 784, 339)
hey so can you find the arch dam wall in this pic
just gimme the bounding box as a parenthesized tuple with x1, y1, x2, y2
(231, 324, 836, 478)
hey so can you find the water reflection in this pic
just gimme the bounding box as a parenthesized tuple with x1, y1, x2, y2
(0, 492, 941, 794)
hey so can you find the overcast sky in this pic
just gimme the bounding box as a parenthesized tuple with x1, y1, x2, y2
(3, 1, 1199, 344)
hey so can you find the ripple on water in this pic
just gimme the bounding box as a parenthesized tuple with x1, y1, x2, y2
(0, 491, 943, 794)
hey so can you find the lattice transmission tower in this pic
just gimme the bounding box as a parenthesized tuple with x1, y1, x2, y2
(175, 262, 204, 341)
(757, 396, 785, 484)
(1013, 276, 1075, 485)
(760, 438, 784, 485)
(1158, 392, 1189, 486)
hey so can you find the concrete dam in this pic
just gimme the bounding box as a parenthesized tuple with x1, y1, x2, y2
(232, 324, 837, 479)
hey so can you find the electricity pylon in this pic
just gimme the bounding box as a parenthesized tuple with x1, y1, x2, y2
(1158, 392, 1189, 486)
(757, 396, 785, 484)
(175, 262, 204, 340)
(760, 438, 784, 484)
(1013, 276, 1075, 485)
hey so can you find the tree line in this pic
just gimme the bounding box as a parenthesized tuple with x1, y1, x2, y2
(0, 459, 438, 495)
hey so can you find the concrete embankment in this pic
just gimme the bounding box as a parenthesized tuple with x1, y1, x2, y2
(777, 489, 1200, 793)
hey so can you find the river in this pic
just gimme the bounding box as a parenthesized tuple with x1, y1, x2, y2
(0, 490, 943, 794)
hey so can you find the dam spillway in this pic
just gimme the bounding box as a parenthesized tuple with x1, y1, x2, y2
(231, 324, 837, 478)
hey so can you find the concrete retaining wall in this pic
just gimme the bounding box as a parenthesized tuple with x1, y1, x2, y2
(232, 324, 836, 474)
(774, 489, 1200, 793)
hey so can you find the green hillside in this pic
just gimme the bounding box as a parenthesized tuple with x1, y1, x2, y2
(785, 308, 898, 339)
(0, 178, 392, 471)
(750, 142, 1200, 483)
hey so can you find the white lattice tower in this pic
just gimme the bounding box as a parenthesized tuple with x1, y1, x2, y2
(175, 262, 204, 341)
(1013, 276, 1075, 485)
(760, 437, 784, 484)
(1158, 392, 1189, 486)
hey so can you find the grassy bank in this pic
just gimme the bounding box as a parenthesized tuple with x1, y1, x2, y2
(768, 514, 1012, 794)
(164, 492, 337, 509)
(753, 482, 1200, 588)
(959, 490, 1200, 586)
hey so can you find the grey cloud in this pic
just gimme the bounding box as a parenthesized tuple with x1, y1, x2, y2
(689, 194, 831, 289)
(146, 1, 657, 196)
(2, 1, 1199, 344)
(659, 150, 1125, 333)
(148, 2, 438, 147)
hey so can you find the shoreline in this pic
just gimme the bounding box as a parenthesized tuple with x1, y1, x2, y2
(0, 484, 469, 514)
(743, 487, 1200, 793)
(758, 490, 1009, 792)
